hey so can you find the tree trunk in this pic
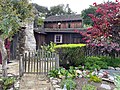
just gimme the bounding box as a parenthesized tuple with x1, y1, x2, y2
(0, 38, 7, 77)
(16, 27, 26, 60)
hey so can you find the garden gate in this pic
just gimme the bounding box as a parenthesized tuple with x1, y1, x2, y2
(19, 50, 59, 76)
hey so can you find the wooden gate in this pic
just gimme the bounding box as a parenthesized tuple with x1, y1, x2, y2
(19, 50, 59, 76)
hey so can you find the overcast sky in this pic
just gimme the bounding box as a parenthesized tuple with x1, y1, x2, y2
(30, 0, 115, 14)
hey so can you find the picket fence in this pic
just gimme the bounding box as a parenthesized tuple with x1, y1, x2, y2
(19, 50, 59, 76)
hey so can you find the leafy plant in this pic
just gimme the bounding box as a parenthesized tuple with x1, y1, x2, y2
(61, 79, 76, 90)
(114, 74, 120, 90)
(48, 69, 59, 78)
(88, 74, 102, 83)
(0, 77, 16, 90)
(82, 84, 97, 90)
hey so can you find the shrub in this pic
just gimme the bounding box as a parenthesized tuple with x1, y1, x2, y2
(61, 78, 76, 90)
(84, 56, 108, 70)
(82, 84, 97, 90)
(100, 56, 120, 68)
(55, 44, 86, 68)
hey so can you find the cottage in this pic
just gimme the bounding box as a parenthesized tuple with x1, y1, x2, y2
(35, 14, 86, 49)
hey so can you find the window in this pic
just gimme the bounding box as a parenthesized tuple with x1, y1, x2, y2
(54, 34, 62, 43)
(68, 23, 71, 28)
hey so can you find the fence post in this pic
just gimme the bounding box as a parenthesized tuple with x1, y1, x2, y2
(55, 54, 59, 69)
(19, 54, 23, 77)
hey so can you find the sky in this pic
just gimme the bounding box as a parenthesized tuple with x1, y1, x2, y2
(30, 0, 115, 14)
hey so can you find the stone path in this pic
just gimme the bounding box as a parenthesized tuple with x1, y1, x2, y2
(19, 74, 52, 90)
(0, 60, 52, 90)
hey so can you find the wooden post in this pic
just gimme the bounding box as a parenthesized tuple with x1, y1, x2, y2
(19, 54, 23, 77)
(55, 54, 59, 69)
(2, 58, 7, 77)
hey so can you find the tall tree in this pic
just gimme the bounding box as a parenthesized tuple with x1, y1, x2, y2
(47, 4, 74, 17)
(81, 5, 97, 26)
(0, 0, 33, 77)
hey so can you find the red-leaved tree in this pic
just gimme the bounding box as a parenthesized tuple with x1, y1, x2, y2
(81, 0, 120, 53)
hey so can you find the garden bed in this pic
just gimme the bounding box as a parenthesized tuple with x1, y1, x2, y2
(75, 78, 115, 90)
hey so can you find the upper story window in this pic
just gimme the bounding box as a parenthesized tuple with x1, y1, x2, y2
(54, 34, 62, 43)
(68, 23, 71, 28)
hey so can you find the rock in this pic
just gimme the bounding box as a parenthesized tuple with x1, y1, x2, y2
(98, 73, 104, 78)
(100, 84, 111, 90)
(115, 67, 120, 71)
(108, 75, 114, 81)
(14, 81, 20, 88)
(53, 85, 60, 88)
(52, 79, 59, 85)
(108, 67, 115, 70)
(55, 88, 63, 90)
(76, 70, 82, 74)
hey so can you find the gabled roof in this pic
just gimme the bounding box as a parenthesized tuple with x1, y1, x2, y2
(44, 14, 82, 22)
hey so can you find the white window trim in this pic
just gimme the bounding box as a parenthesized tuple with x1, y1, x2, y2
(54, 34, 63, 43)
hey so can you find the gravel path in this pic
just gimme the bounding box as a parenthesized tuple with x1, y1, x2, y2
(0, 60, 52, 90)
(19, 74, 52, 90)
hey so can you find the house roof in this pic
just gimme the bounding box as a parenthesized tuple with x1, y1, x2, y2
(45, 28, 86, 33)
(34, 28, 86, 33)
(44, 14, 82, 22)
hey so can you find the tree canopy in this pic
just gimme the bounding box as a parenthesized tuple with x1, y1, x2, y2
(0, 0, 33, 39)
(81, 5, 97, 26)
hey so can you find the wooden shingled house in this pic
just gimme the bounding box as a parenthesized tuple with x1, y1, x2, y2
(34, 14, 86, 49)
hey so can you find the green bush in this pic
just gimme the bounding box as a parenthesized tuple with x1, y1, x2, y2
(55, 44, 86, 69)
(82, 84, 97, 90)
(61, 79, 76, 90)
(100, 56, 120, 68)
(84, 56, 108, 70)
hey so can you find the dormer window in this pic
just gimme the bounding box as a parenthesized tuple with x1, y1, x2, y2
(58, 22, 61, 28)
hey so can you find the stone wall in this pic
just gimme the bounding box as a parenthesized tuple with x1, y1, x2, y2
(24, 22, 36, 52)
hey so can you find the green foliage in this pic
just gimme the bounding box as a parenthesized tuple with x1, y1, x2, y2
(47, 4, 74, 17)
(81, 5, 97, 26)
(48, 67, 77, 79)
(82, 84, 97, 90)
(114, 74, 120, 90)
(100, 56, 120, 68)
(48, 69, 59, 78)
(0, 0, 33, 39)
(0, 77, 16, 90)
(89, 74, 102, 83)
(61, 79, 76, 90)
(55, 44, 86, 68)
(84, 56, 108, 70)
(55, 44, 86, 48)
(41, 42, 56, 53)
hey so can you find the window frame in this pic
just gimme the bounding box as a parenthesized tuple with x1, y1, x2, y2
(54, 34, 63, 43)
